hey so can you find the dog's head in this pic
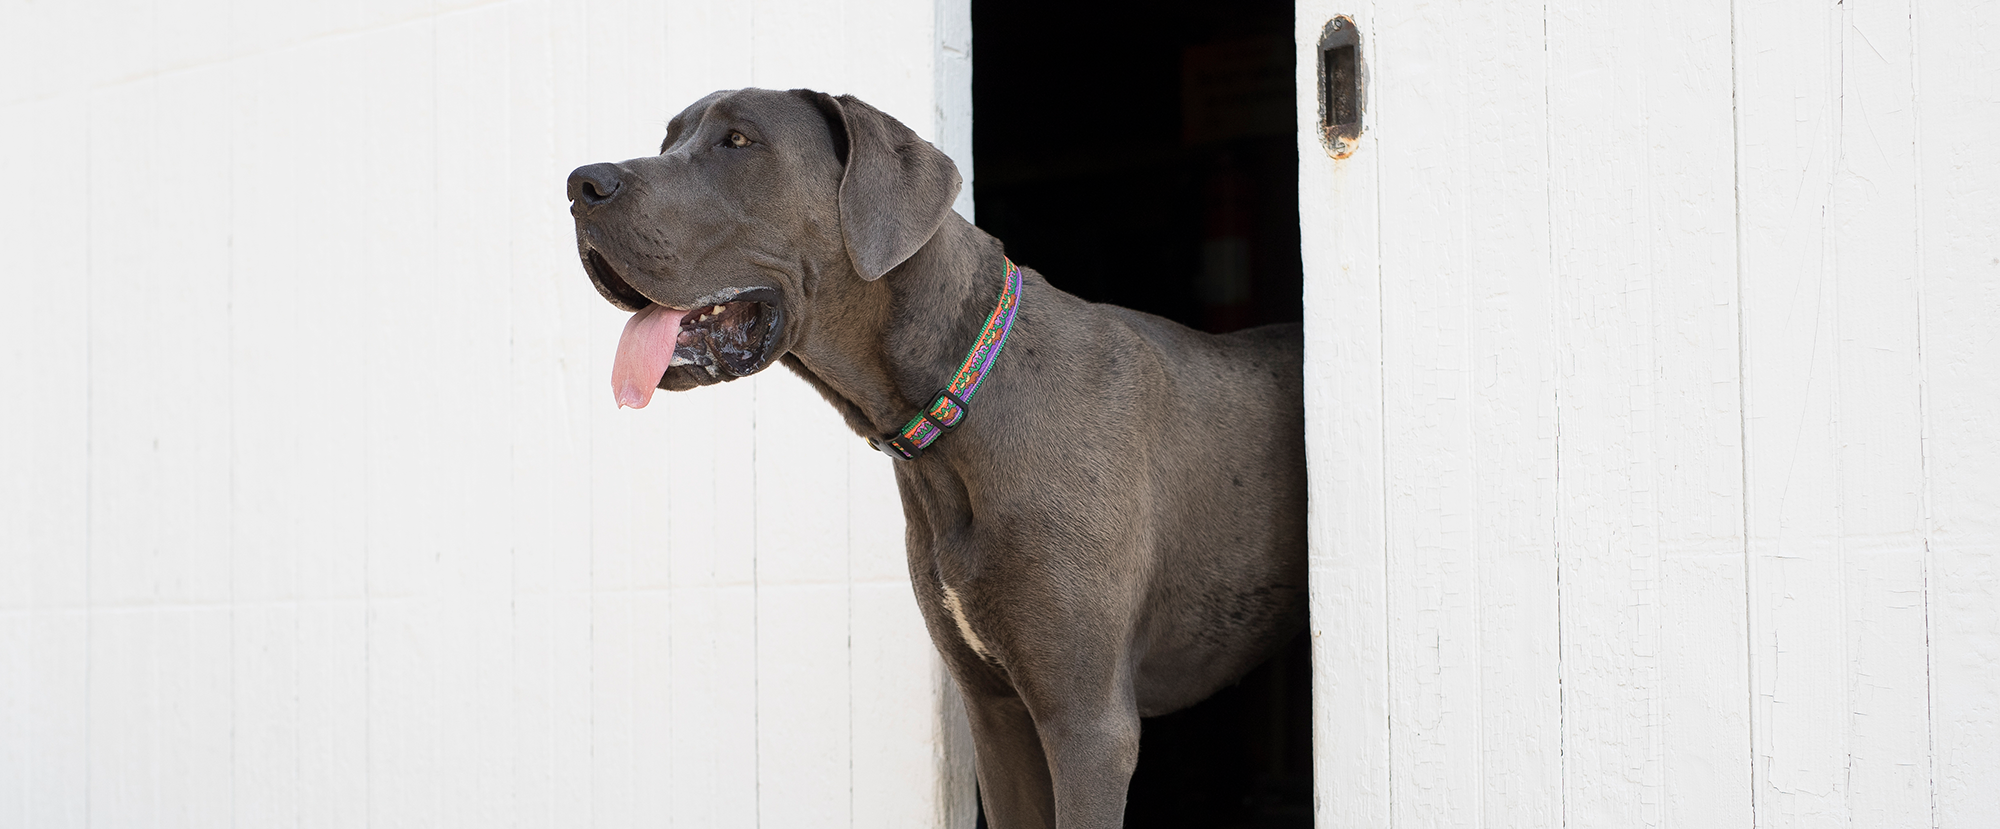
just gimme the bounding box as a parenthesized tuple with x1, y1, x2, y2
(567, 88, 962, 407)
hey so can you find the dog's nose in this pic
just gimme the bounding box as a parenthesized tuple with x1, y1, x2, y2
(568, 163, 626, 207)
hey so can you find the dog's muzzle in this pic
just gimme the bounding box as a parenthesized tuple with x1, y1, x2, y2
(584, 244, 786, 407)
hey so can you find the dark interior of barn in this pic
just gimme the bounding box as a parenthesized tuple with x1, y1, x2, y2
(971, 1, 1311, 826)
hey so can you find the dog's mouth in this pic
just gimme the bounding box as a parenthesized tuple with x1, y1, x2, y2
(587, 248, 785, 408)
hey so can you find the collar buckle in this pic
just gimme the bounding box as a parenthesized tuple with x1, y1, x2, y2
(872, 389, 971, 462)
(871, 433, 924, 461)
(920, 388, 971, 433)
(870, 258, 1022, 463)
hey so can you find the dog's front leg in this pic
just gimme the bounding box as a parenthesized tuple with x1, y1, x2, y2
(961, 689, 1056, 828)
(946, 628, 1141, 829)
(1018, 675, 1141, 829)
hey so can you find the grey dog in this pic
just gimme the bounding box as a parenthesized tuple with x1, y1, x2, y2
(567, 88, 1306, 829)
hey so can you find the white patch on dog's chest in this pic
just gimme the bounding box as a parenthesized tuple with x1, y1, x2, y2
(940, 584, 999, 665)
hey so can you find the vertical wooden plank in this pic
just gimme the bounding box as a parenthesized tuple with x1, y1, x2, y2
(1735, 7, 1845, 824)
(933, 0, 975, 221)
(666, 585, 760, 829)
(229, 41, 308, 829)
(1369, 3, 1481, 818)
(1295, 3, 1391, 827)
(149, 65, 236, 615)
(1456, 3, 1564, 826)
(433, 8, 520, 827)
(8, 614, 89, 829)
(1547, 0, 1749, 826)
(1366, 0, 1567, 823)
(158, 607, 235, 829)
(0, 89, 92, 829)
(1366, 0, 1558, 823)
(518, 1, 573, 821)
(1737, 0, 1934, 823)
(231, 599, 299, 828)
(296, 604, 370, 829)
(755, 580, 854, 827)
(288, 28, 373, 829)
(0, 615, 20, 825)
(83, 65, 166, 800)
(849, 576, 955, 827)
(347, 18, 446, 829)
(87, 611, 158, 828)
(1916, 0, 2000, 823)
(1830, 0, 1931, 823)
(1631, 2, 1755, 824)
(626, 590, 675, 827)
(520, 1, 599, 824)
(653, 388, 761, 826)
(87, 59, 240, 828)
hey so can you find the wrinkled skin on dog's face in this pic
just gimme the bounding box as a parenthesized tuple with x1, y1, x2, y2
(567, 89, 848, 406)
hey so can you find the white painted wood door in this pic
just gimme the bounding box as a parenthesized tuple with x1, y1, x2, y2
(1296, 2, 2000, 827)
(0, 1, 977, 826)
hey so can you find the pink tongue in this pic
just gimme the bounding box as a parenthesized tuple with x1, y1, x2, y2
(612, 304, 691, 409)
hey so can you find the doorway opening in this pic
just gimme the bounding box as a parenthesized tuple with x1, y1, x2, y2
(971, 1, 1310, 826)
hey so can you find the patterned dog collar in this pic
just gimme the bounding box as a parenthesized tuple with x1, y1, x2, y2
(870, 258, 1024, 461)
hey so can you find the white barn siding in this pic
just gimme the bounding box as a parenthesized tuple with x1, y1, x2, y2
(1298, 2, 2000, 827)
(0, 1, 976, 827)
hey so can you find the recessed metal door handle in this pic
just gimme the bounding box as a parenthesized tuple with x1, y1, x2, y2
(1317, 16, 1363, 158)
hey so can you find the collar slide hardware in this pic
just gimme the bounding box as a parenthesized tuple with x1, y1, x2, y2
(870, 258, 1023, 462)
(920, 388, 971, 433)
(873, 433, 925, 461)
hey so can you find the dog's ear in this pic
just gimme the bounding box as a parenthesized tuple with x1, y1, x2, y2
(807, 92, 963, 281)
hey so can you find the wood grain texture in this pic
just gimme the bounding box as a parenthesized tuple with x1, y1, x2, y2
(1366, 0, 1563, 825)
(1296, 4, 1393, 827)
(1916, 0, 2000, 824)
(1548, 0, 1752, 825)
(1738, 0, 1940, 823)
(1290, 0, 2000, 825)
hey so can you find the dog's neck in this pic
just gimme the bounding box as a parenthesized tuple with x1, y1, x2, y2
(783, 212, 1016, 442)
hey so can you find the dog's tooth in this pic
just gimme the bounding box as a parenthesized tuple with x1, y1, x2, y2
(713, 305, 725, 314)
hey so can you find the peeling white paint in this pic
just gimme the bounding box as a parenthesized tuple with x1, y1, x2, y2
(1296, 2, 2000, 827)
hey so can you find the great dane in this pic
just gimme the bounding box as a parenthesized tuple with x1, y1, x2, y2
(566, 88, 1305, 829)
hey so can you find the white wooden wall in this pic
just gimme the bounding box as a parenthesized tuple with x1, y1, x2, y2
(1298, 1, 1999, 827)
(0, 1, 977, 827)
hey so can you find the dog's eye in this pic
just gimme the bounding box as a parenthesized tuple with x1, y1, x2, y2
(726, 131, 751, 148)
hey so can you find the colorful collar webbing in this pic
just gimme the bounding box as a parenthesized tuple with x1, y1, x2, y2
(869, 258, 1024, 461)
